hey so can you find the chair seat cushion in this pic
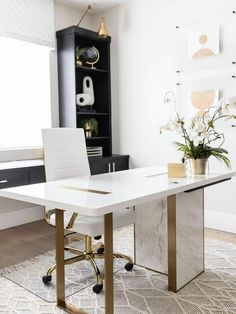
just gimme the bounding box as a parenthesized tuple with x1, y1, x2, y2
(50, 208, 134, 237)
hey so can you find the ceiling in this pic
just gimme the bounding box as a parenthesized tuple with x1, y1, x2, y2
(56, 0, 128, 12)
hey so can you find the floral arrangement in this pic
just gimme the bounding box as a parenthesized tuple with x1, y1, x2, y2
(160, 96, 236, 168)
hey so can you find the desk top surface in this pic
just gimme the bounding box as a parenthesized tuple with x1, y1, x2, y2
(0, 167, 234, 216)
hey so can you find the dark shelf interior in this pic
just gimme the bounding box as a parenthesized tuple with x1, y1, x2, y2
(75, 36, 109, 70)
(86, 136, 109, 140)
(76, 70, 109, 113)
(77, 111, 109, 116)
(77, 115, 110, 138)
(76, 65, 107, 73)
(57, 27, 111, 157)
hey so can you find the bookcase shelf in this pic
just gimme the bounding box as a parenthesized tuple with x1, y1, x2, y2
(77, 112, 109, 116)
(76, 65, 108, 73)
(56, 27, 112, 157)
(56, 27, 129, 173)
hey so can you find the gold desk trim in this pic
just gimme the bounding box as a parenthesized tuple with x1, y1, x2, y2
(61, 185, 111, 195)
(167, 195, 177, 292)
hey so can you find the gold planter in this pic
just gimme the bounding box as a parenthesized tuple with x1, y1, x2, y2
(191, 158, 208, 175)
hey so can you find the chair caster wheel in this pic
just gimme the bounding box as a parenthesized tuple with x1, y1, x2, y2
(92, 283, 103, 294)
(97, 246, 104, 254)
(125, 262, 134, 271)
(42, 275, 52, 284)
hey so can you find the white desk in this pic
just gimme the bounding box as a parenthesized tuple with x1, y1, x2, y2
(0, 167, 234, 314)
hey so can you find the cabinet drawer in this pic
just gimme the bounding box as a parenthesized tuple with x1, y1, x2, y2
(29, 166, 46, 184)
(110, 158, 129, 172)
(0, 169, 30, 189)
(89, 155, 129, 175)
(89, 159, 109, 175)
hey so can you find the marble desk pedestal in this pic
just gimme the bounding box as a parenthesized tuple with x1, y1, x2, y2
(135, 189, 204, 292)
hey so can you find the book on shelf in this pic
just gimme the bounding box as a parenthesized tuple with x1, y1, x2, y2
(86, 146, 103, 157)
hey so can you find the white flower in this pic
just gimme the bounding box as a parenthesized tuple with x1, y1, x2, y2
(189, 130, 198, 140)
(160, 118, 183, 134)
(228, 96, 236, 109)
(189, 130, 204, 146)
(194, 120, 206, 133)
(200, 131, 209, 141)
(193, 138, 200, 146)
(221, 104, 230, 115)
(189, 124, 209, 146)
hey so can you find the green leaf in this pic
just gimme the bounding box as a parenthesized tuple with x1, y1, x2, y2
(209, 147, 229, 154)
(210, 151, 231, 168)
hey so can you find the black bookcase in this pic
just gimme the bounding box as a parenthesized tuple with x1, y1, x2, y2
(56, 26, 112, 157)
(56, 26, 129, 174)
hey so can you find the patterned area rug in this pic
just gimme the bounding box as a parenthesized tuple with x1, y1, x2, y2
(1, 226, 236, 313)
(0, 227, 132, 303)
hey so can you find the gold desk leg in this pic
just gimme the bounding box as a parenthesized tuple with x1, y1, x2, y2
(104, 213, 114, 314)
(55, 208, 86, 314)
(167, 195, 177, 292)
(56, 208, 66, 307)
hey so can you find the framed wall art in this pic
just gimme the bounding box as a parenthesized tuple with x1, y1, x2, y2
(176, 9, 236, 75)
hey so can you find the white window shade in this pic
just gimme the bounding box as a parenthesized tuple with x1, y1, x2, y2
(0, 0, 55, 48)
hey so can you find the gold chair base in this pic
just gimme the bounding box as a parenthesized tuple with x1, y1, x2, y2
(45, 234, 133, 288)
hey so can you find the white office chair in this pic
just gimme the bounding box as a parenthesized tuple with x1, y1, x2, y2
(41, 128, 134, 293)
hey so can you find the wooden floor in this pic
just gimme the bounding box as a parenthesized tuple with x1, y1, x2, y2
(0, 220, 55, 268)
(0, 220, 236, 269)
(205, 228, 236, 245)
(0, 220, 84, 269)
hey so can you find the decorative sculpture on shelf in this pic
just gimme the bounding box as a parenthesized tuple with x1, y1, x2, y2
(81, 118, 98, 138)
(76, 76, 95, 111)
(76, 46, 100, 69)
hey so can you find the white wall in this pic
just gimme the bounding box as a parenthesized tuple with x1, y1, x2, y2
(51, 2, 93, 128)
(0, 2, 89, 230)
(93, 0, 236, 232)
(54, 2, 92, 31)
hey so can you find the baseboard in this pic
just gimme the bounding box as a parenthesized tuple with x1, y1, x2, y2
(0, 206, 44, 230)
(205, 210, 236, 233)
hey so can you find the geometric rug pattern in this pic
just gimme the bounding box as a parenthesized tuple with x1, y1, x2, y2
(0, 247, 126, 302)
(1, 226, 236, 313)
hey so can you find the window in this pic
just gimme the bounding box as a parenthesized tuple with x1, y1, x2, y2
(0, 36, 51, 150)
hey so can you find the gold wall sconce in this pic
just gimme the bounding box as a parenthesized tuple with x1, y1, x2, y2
(77, 5, 92, 27)
(77, 5, 109, 38)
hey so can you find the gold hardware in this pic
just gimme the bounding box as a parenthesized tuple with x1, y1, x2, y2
(77, 5, 92, 27)
(58, 301, 87, 314)
(61, 184, 111, 195)
(66, 212, 78, 229)
(91, 241, 104, 253)
(112, 253, 133, 264)
(85, 235, 92, 254)
(49, 208, 132, 314)
(98, 17, 108, 38)
(55, 209, 66, 306)
(167, 195, 177, 292)
(44, 208, 56, 225)
(55, 208, 87, 314)
(46, 254, 85, 277)
(104, 213, 114, 313)
(64, 246, 84, 255)
(89, 257, 104, 285)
